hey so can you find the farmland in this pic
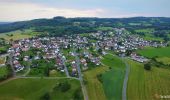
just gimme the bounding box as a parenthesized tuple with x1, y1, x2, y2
(83, 65, 108, 100)
(127, 59, 170, 100)
(137, 47, 170, 58)
(0, 29, 38, 41)
(0, 78, 82, 100)
(101, 54, 125, 100)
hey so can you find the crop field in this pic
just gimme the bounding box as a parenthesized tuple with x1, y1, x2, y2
(101, 54, 125, 100)
(0, 78, 82, 100)
(83, 65, 108, 100)
(137, 47, 170, 58)
(127, 59, 170, 100)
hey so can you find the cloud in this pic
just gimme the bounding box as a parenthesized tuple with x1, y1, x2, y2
(0, 2, 105, 21)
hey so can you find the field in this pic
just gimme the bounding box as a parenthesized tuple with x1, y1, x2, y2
(0, 29, 38, 41)
(0, 78, 82, 100)
(127, 59, 170, 100)
(101, 54, 125, 100)
(137, 47, 170, 58)
(156, 57, 170, 65)
(0, 66, 8, 79)
(0, 56, 6, 64)
(83, 65, 108, 100)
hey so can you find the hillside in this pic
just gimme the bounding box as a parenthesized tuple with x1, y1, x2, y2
(0, 17, 170, 38)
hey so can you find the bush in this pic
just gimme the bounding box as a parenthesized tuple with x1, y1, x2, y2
(144, 63, 151, 70)
(40, 92, 50, 100)
(73, 88, 83, 100)
(53, 81, 71, 92)
(97, 74, 103, 83)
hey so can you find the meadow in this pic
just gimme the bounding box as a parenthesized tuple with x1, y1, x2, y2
(156, 57, 170, 65)
(0, 78, 82, 100)
(101, 54, 125, 100)
(0, 66, 8, 79)
(127, 59, 170, 100)
(0, 29, 38, 41)
(83, 65, 108, 100)
(137, 47, 170, 58)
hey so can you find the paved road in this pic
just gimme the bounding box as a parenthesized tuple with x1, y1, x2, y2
(61, 57, 70, 77)
(9, 52, 16, 77)
(74, 47, 89, 100)
(122, 58, 130, 100)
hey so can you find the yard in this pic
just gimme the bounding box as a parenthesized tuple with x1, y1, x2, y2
(0, 66, 9, 80)
(0, 56, 6, 65)
(127, 59, 170, 100)
(0, 78, 82, 100)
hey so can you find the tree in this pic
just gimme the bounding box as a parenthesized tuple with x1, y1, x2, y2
(144, 63, 151, 70)
(98, 48, 102, 55)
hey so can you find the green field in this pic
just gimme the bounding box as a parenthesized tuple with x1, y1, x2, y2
(101, 54, 125, 100)
(156, 57, 170, 65)
(137, 47, 170, 58)
(83, 66, 108, 100)
(0, 78, 82, 100)
(0, 67, 8, 79)
(127, 59, 170, 100)
(0, 29, 38, 41)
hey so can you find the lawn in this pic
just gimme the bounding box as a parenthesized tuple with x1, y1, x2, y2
(127, 59, 170, 100)
(83, 65, 108, 100)
(101, 54, 125, 100)
(137, 47, 170, 58)
(0, 78, 82, 100)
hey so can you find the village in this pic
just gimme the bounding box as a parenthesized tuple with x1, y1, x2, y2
(1, 28, 167, 77)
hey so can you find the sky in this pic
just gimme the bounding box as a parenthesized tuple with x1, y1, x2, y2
(0, 0, 170, 21)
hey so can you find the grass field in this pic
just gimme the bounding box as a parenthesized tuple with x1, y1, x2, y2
(156, 57, 170, 65)
(127, 59, 170, 100)
(137, 47, 170, 58)
(0, 29, 38, 41)
(0, 78, 82, 100)
(83, 65, 108, 100)
(101, 54, 125, 100)
(0, 66, 8, 79)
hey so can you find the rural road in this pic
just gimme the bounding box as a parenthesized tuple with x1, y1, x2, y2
(122, 58, 130, 100)
(74, 47, 89, 100)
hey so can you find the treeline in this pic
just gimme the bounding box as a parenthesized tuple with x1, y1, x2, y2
(1, 16, 170, 36)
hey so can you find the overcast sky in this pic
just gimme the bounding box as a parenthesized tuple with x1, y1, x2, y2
(0, 0, 170, 21)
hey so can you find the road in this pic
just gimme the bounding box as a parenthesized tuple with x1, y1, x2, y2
(61, 57, 70, 77)
(9, 52, 16, 77)
(122, 58, 130, 100)
(73, 47, 89, 100)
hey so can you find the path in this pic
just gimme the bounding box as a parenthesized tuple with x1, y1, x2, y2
(0, 76, 79, 86)
(122, 58, 130, 100)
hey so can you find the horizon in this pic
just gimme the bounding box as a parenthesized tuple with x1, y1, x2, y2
(0, 0, 170, 22)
